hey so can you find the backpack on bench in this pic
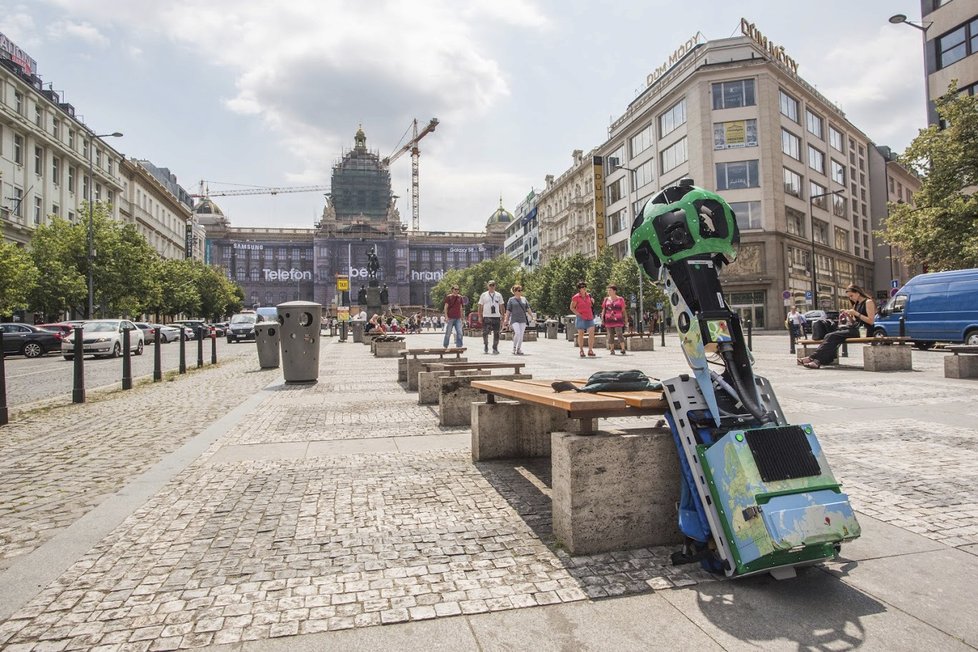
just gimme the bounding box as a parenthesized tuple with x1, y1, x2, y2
(552, 369, 661, 393)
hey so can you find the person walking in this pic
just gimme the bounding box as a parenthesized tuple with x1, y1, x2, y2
(570, 281, 597, 357)
(799, 284, 876, 369)
(787, 306, 806, 339)
(601, 284, 629, 355)
(442, 285, 464, 348)
(478, 280, 505, 354)
(503, 284, 533, 355)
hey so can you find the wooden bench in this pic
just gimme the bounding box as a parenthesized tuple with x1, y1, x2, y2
(945, 345, 978, 379)
(397, 348, 467, 386)
(470, 378, 679, 555)
(795, 336, 913, 371)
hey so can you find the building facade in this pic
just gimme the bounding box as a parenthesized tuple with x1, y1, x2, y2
(537, 149, 601, 265)
(199, 127, 507, 313)
(920, 0, 978, 124)
(597, 22, 886, 328)
(503, 191, 540, 269)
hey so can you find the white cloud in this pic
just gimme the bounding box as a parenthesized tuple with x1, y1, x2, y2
(47, 20, 109, 47)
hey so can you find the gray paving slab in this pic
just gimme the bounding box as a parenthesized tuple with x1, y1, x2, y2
(838, 513, 946, 562)
(206, 442, 310, 464)
(394, 433, 470, 451)
(305, 437, 399, 455)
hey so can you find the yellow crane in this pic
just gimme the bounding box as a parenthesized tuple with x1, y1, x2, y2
(383, 118, 439, 231)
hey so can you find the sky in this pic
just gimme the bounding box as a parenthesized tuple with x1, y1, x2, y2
(1, 0, 929, 233)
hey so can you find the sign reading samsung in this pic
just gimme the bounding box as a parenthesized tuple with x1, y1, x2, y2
(263, 268, 312, 282)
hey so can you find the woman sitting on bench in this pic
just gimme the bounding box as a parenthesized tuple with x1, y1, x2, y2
(800, 284, 876, 369)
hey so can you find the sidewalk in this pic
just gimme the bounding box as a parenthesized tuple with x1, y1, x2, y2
(0, 333, 976, 650)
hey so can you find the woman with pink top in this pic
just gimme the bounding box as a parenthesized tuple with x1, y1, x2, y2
(570, 281, 597, 357)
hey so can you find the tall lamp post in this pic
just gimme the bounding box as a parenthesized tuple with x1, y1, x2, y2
(87, 131, 123, 318)
(808, 189, 843, 309)
(612, 159, 645, 331)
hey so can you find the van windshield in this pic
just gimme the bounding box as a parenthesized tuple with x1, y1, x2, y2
(231, 314, 257, 324)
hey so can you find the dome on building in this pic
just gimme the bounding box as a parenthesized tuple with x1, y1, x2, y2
(194, 197, 224, 216)
(487, 196, 514, 226)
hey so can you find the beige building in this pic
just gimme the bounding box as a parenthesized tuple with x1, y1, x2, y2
(917, 0, 978, 124)
(596, 21, 884, 328)
(537, 149, 600, 265)
(1, 33, 195, 261)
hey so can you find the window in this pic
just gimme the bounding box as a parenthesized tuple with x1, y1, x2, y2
(35, 105, 43, 127)
(712, 79, 755, 109)
(14, 134, 23, 165)
(729, 201, 761, 230)
(52, 204, 59, 216)
(810, 181, 828, 208)
(605, 145, 625, 174)
(834, 227, 850, 251)
(632, 160, 654, 188)
(806, 109, 824, 139)
(716, 160, 760, 190)
(659, 98, 687, 137)
(813, 219, 828, 245)
(714, 119, 757, 149)
(783, 168, 803, 197)
(781, 129, 801, 160)
(829, 125, 844, 152)
(779, 89, 799, 122)
(937, 19, 978, 69)
(832, 194, 847, 218)
(53, 118, 60, 140)
(52, 157, 60, 185)
(15, 91, 24, 115)
(786, 206, 805, 236)
(607, 177, 625, 204)
(68, 129, 75, 150)
(660, 137, 688, 174)
(68, 166, 76, 192)
(808, 145, 825, 174)
(831, 159, 846, 185)
(630, 123, 654, 158)
(13, 187, 22, 216)
(34, 146, 43, 175)
(34, 196, 42, 225)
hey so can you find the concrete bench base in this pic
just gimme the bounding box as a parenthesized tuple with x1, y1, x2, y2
(417, 369, 481, 404)
(471, 400, 568, 461)
(625, 336, 655, 351)
(406, 356, 468, 391)
(373, 340, 405, 357)
(863, 345, 912, 371)
(945, 353, 978, 379)
(571, 334, 607, 348)
(552, 427, 682, 556)
(439, 374, 532, 426)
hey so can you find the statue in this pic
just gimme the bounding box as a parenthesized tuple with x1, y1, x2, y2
(380, 284, 389, 305)
(366, 246, 380, 280)
(357, 285, 367, 306)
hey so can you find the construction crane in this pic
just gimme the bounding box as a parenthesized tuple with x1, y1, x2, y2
(382, 118, 438, 231)
(192, 180, 330, 198)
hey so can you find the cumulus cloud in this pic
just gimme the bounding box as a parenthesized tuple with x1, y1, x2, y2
(46, 20, 109, 47)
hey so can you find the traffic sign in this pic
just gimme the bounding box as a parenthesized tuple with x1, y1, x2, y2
(805, 290, 813, 301)
(656, 302, 663, 310)
(891, 279, 899, 289)
(782, 290, 791, 300)
(890, 288, 899, 297)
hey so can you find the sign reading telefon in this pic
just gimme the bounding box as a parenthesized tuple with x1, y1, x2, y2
(263, 268, 312, 282)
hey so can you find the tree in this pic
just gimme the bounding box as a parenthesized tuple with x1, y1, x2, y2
(28, 216, 87, 318)
(881, 85, 978, 270)
(198, 262, 239, 320)
(91, 208, 159, 317)
(585, 248, 617, 299)
(0, 241, 39, 317)
(552, 253, 591, 314)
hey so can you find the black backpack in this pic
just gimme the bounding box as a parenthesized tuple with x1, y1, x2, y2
(552, 369, 661, 393)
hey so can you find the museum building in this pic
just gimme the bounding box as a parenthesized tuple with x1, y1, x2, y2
(197, 127, 508, 311)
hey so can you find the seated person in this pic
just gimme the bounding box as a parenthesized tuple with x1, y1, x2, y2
(799, 285, 875, 369)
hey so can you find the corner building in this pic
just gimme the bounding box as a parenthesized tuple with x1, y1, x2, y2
(199, 127, 506, 311)
(599, 22, 882, 328)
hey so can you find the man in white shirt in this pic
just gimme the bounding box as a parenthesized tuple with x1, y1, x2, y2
(478, 280, 506, 354)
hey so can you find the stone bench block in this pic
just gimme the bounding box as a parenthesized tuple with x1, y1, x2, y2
(471, 400, 568, 461)
(864, 344, 912, 371)
(439, 373, 532, 427)
(373, 340, 405, 357)
(418, 369, 481, 404)
(406, 356, 467, 391)
(398, 357, 407, 382)
(945, 353, 978, 379)
(552, 427, 682, 556)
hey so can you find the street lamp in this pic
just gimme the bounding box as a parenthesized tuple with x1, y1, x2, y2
(611, 159, 646, 331)
(808, 188, 843, 309)
(888, 14, 931, 32)
(87, 131, 123, 318)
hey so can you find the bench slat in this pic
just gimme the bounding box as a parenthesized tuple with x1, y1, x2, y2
(509, 378, 666, 409)
(471, 379, 626, 412)
(796, 337, 910, 345)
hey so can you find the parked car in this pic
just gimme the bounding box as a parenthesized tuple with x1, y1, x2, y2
(61, 319, 144, 359)
(153, 324, 182, 343)
(208, 322, 227, 337)
(0, 323, 63, 358)
(226, 311, 258, 343)
(171, 319, 208, 340)
(36, 322, 80, 338)
(802, 310, 839, 335)
(874, 268, 978, 348)
(134, 322, 159, 343)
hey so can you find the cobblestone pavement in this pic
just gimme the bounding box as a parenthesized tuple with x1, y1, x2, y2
(0, 333, 975, 650)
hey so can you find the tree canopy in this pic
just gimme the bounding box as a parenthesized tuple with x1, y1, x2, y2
(882, 85, 978, 270)
(0, 240, 39, 316)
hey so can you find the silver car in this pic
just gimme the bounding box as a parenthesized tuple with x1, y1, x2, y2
(62, 319, 145, 359)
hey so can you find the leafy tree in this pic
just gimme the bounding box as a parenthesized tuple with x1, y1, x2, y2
(552, 253, 591, 314)
(881, 85, 978, 270)
(523, 256, 561, 316)
(149, 258, 201, 319)
(0, 241, 39, 316)
(431, 255, 520, 314)
(91, 208, 159, 317)
(198, 262, 239, 320)
(27, 216, 86, 319)
(585, 247, 617, 299)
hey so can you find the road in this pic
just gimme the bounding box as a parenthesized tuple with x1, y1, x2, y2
(1, 336, 256, 408)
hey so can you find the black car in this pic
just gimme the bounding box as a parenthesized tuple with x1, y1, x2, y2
(0, 323, 63, 358)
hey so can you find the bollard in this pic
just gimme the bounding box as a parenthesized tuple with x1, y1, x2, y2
(899, 315, 906, 338)
(789, 322, 796, 354)
(746, 319, 753, 351)
(179, 330, 187, 374)
(153, 328, 162, 382)
(72, 325, 85, 403)
(122, 328, 133, 390)
(841, 340, 849, 357)
(196, 328, 204, 369)
(339, 321, 348, 342)
(660, 319, 666, 347)
(211, 328, 217, 365)
(0, 332, 8, 426)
